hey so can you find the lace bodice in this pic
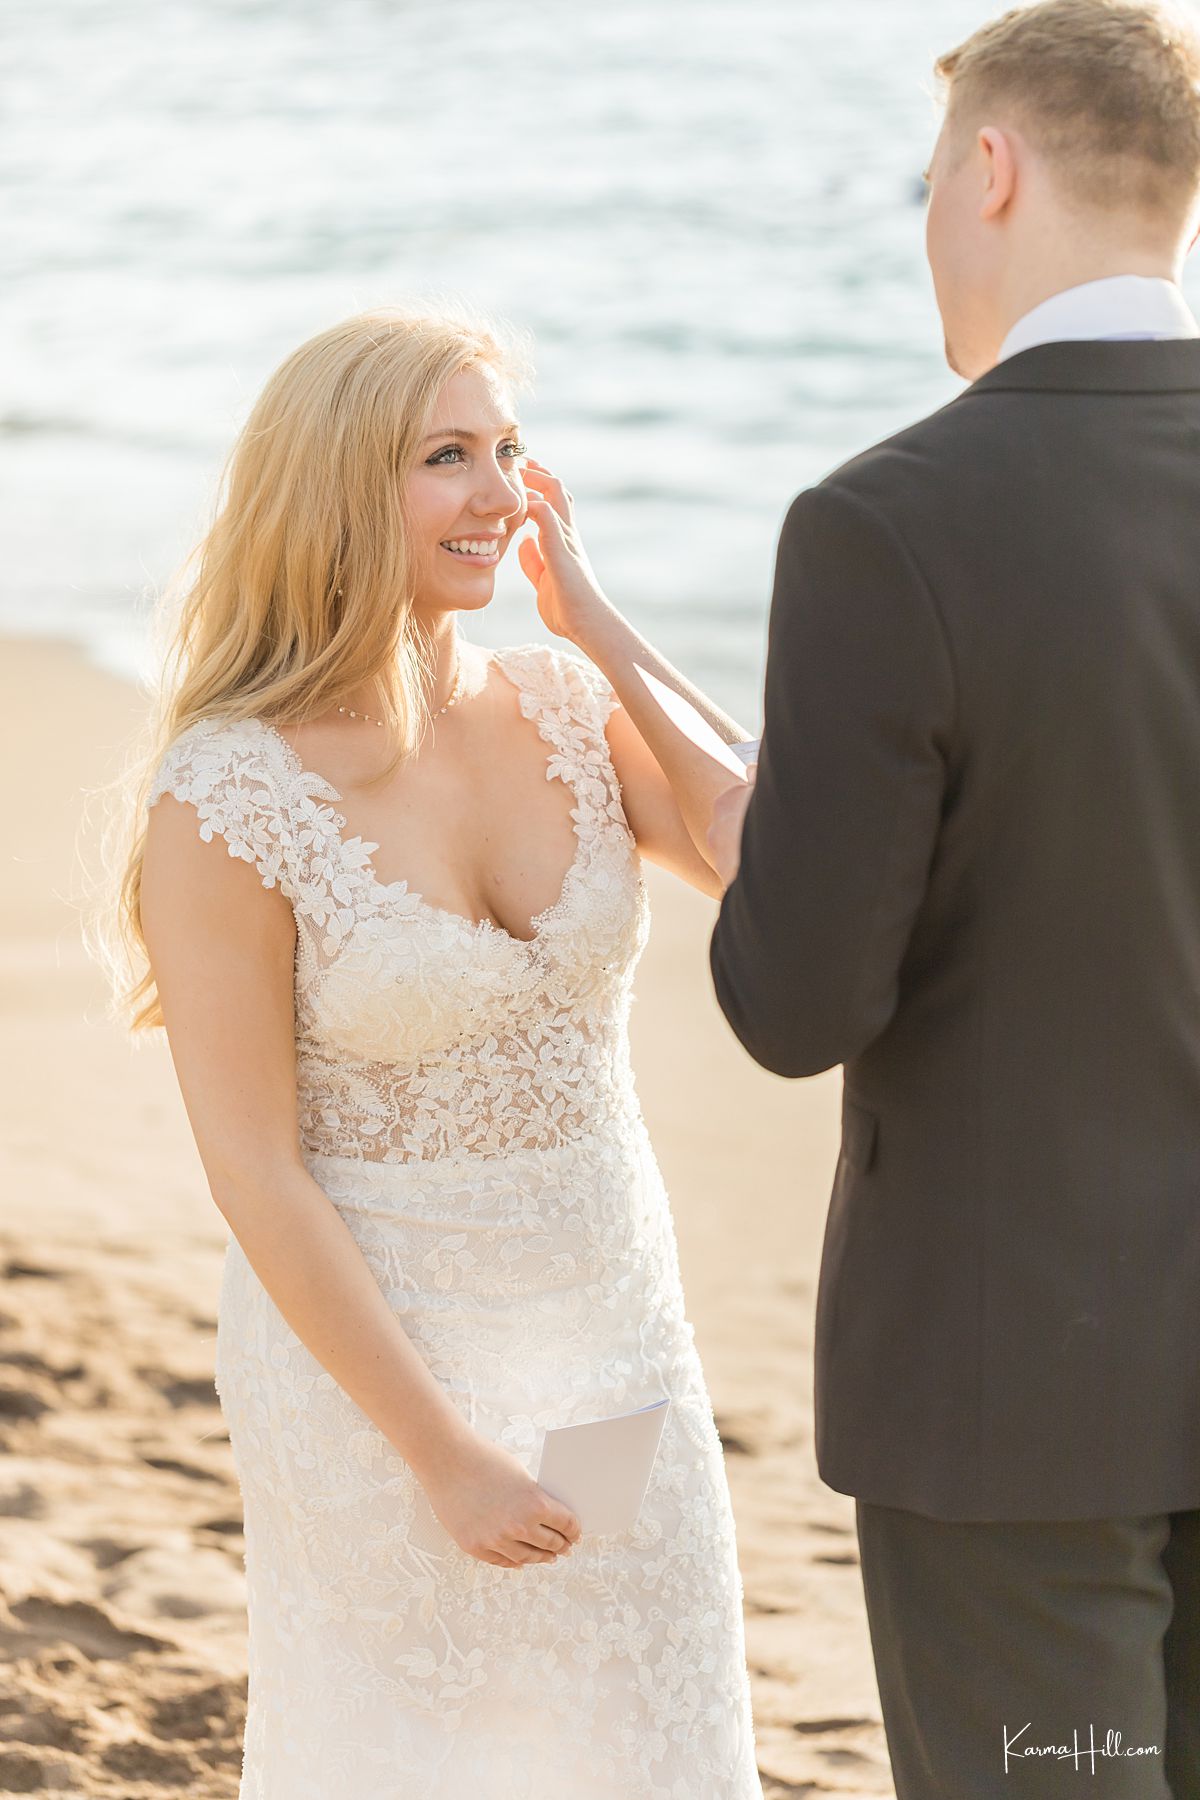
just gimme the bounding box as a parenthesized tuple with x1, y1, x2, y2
(148, 640, 652, 1163)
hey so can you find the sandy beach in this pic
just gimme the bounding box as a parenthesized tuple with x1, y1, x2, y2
(0, 631, 893, 1798)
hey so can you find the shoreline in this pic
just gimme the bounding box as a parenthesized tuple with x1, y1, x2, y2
(0, 630, 891, 1797)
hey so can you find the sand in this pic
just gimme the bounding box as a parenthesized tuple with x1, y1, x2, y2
(0, 632, 893, 1798)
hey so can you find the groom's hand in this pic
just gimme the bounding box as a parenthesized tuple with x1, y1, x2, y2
(707, 769, 756, 888)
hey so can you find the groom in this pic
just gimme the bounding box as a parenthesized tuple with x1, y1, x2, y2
(707, 2, 1200, 1795)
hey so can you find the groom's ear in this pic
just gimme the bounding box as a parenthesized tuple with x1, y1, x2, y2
(977, 126, 1017, 222)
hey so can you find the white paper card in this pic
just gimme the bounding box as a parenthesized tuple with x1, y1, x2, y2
(403, 1396, 672, 1555)
(729, 738, 761, 766)
(536, 1396, 671, 1536)
(629, 664, 754, 783)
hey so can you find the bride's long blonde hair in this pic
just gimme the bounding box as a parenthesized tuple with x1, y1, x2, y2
(86, 303, 532, 1035)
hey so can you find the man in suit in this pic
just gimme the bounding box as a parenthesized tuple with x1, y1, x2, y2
(707, 2, 1200, 1794)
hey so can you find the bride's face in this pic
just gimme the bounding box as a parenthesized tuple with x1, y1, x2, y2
(406, 364, 529, 618)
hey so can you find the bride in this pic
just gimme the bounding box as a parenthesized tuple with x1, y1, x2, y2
(110, 306, 762, 1797)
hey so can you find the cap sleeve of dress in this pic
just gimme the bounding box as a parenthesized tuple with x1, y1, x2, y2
(556, 647, 622, 730)
(147, 718, 298, 903)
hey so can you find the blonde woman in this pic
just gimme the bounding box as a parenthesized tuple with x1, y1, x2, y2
(106, 309, 761, 1796)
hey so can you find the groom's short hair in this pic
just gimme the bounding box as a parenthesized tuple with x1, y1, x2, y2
(936, 0, 1200, 223)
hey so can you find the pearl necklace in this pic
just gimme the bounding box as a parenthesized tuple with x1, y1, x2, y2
(337, 657, 466, 729)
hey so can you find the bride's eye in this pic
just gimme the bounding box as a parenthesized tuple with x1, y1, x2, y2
(425, 440, 526, 466)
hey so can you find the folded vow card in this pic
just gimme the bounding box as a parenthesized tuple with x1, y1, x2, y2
(404, 1397, 672, 1554)
(536, 1396, 671, 1535)
(729, 738, 761, 766)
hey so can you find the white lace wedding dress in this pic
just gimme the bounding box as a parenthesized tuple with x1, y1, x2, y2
(147, 639, 761, 1800)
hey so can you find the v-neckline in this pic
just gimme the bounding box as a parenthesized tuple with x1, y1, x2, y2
(256, 643, 589, 951)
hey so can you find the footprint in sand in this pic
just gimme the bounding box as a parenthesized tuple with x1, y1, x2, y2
(0, 1698, 87, 1754)
(791, 1715, 876, 1735)
(8, 1596, 168, 1660)
(714, 1413, 759, 1455)
(0, 1481, 45, 1519)
(76, 1536, 139, 1571)
(198, 1514, 243, 1536)
(0, 1350, 84, 1381)
(136, 1366, 219, 1409)
(103, 1542, 246, 1622)
(0, 1384, 52, 1421)
(0, 1746, 77, 1794)
(139, 1454, 224, 1484)
(150, 1679, 243, 1742)
(100, 1739, 200, 1785)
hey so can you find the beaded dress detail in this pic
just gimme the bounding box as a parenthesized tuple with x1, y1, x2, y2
(147, 640, 760, 1800)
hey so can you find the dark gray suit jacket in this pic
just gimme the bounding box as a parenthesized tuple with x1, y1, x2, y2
(709, 340, 1200, 1521)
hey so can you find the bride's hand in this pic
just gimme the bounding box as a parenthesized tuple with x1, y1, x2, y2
(420, 1431, 583, 1570)
(517, 458, 616, 646)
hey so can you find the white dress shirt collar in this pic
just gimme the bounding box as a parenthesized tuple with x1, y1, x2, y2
(996, 275, 1199, 363)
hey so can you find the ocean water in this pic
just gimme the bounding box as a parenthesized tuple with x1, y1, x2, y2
(6, 0, 1199, 725)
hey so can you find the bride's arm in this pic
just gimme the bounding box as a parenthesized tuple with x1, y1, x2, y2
(579, 609, 754, 901)
(520, 461, 756, 899)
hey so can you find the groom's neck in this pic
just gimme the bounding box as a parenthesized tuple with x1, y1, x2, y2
(981, 222, 1188, 371)
(1006, 250, 1181, 326)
